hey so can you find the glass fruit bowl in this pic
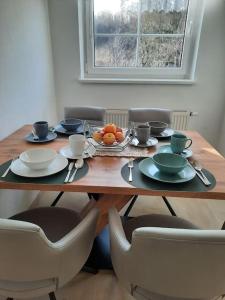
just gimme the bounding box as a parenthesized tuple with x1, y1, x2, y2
(89, 124, 130, 148)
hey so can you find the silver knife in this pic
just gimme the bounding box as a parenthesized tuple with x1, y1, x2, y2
(64, 162, 75, 183)
(1, 158, 16, 178)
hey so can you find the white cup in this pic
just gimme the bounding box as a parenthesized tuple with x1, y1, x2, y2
(69, 134, 85, 156)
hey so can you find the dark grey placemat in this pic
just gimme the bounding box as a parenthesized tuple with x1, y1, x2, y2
(121, 158, 216, 192)
(0, 159, 89, 184)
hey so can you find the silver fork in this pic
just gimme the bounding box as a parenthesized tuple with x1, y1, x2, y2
(69, 158, 84, 183)
(128, 159, 134, 182)
(64, 161, 75, 183)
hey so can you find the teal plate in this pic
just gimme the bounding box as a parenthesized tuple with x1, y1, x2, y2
(139, 157, 196, 184)
(158, 145, 192, 158)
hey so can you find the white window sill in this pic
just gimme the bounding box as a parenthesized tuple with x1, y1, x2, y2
(79, 76, 195, 85)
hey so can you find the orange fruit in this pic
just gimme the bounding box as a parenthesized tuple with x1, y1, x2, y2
(116, 127, 123, 132)
(92, 131, 103, 142)
(104, 123, 117, 134)
(115, 132, 125, 142)
(103, 133, 116, 145)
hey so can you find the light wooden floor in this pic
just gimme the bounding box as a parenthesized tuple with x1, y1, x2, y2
(11, 195, 225, 300)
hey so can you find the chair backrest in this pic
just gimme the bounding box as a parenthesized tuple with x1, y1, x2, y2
(64, 106, 106, 125)
(109, 208, 225, 300)
(128, 108, 172, 125)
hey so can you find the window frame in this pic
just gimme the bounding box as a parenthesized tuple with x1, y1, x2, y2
(78, 0, 205, 84)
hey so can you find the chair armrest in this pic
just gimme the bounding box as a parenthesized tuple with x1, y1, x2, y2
(52, 208, 99, 287)
(108, 207, 130, 252)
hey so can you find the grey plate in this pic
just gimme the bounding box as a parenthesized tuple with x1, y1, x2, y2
(151, 128, 174, 138)
(139, 157, 196, 183)
(130, 137, 158, 148)
(158, 145, 193, 158)
(55, 124, 84, 135)
(25, 132, 57, 143)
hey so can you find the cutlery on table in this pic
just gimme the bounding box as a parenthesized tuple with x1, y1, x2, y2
(189, 160, 211, 186)
(191, 160, 211, 186)
(69, 158, 84, 183)
(128, 158, 134, 182)
(32, 129, 39, 141)
(1, 156, 17, 178)
(64, 161, 75, 183)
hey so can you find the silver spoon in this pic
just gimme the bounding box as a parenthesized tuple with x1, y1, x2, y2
(69, 158, 84, 183)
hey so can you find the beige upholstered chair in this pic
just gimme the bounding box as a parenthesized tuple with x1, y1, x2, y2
(109, 208, 225, 300)
(0, 206, 99, 300)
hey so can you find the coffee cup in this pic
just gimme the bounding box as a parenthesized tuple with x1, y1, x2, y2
(69, 134, 85, 156)
(136, 124, 150, 144)
(171, 133, 192, 154)
(33, 121, 48, 139)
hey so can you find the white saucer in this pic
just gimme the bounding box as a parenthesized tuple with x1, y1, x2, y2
(130, 137, 158, 148)
(11, 154, 68, 178)
(59, 145, 96, 159)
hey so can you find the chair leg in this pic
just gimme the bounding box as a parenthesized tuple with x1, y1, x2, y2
(162, 196, 177, 216)
(49, 292, 57, 300)
(50, 191, 64, 207)
(123, 195, 138, 217)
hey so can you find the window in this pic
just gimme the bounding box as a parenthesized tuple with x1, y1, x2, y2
(78, 0, 205, 84)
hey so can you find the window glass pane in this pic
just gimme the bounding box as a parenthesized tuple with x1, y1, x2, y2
(138, 37, 184, 67)
(95, 36, 137, 67)
(141, 0, 189, 34)
(94, 0, 139, 34)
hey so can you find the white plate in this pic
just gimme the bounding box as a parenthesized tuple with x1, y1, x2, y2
(59, 144, 96, 159)
(130, 137, 158, 148)
(11, 154, 68, 178)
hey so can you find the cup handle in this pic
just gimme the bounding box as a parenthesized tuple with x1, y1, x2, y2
(184, 138, 192, 149)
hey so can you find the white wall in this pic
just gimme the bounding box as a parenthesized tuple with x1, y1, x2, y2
(0, 0, 57, 217)
(48, 0, 225, 148)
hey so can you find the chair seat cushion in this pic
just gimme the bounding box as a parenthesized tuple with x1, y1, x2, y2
(10, 207, 81, 242)
(122, 214, 199, 243)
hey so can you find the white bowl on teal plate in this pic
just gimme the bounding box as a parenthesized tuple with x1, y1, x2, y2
(152, 153, 188, 175)
(19, 148, 57, 170)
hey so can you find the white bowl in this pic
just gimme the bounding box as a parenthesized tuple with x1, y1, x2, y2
(19, 148, 57, 170)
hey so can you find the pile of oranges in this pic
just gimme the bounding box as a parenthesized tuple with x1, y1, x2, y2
(92, 123, 125, 145)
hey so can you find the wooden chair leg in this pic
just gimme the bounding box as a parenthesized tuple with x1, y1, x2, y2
(49, 292, 57, 300)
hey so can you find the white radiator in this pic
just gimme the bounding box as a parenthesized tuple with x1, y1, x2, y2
(105, 109, 129, 128)
(171, 110, 191, 130)
(105, 109, 192, 130)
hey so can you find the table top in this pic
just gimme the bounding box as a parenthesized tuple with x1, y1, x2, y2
(0, 125, 225, 199)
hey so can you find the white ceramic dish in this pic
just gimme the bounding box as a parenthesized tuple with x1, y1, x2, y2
(59, 145, 96, 159)
(19, 148, 57, 170)
(11, 154, 68, 177)
(130, 137, 158, 148)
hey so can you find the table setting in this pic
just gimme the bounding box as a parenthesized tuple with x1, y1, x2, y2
(121, 128, 216, 192)
(0, 124, 94, 184)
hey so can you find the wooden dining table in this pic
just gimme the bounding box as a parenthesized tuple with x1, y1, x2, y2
(0, 125, 225, 200)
